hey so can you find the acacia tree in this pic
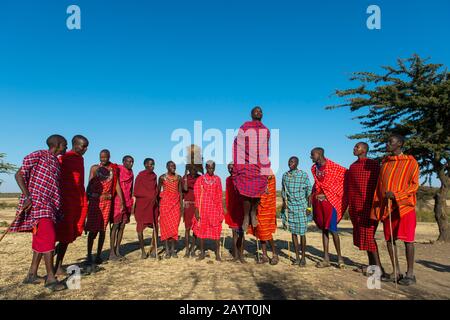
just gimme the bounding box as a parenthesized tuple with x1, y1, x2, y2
(0, 153, 17, 187)
(327, 54, 450, 242)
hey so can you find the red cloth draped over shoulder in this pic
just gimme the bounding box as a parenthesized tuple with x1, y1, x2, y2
(55, 151, 88, 244)
(159, 174, 181, 241)
(248, 173, 277, 240)
(311, 158, 348, 222)
(225, 176, 244, 229)
(371, 154, 419, 221)
(192, 174, 224, 240)
(133, 170, 159, 228)
(232, 120, 271, 198)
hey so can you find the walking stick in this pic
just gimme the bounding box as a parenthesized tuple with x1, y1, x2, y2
(256, 235, 260, 263)
(0, 223, 13, 243)
(283, 182, 291, 264)
(151, 199, 159, 260)
(388, 199, 398, 289)
(221, 228, 226, 257)
(1, 210, 22, 243)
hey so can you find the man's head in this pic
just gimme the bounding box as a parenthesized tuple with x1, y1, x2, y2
(72, 135, 89, 156)
(353, 142, 369, 157)
(122, 155, 134, 170)
(310, 147, 325, 163)
(188, 164, 199, 176)
(387, 134, 405, 154)
(47, 134, 67, 156)
(251, 106, 263, 121)
(288, 156, 299, 171)
(227, 162, 234, 175)
(99, 149, 111, 166)
(206, 160, 216, 176)
(144, 158, 155, 172)
(166, 161, 176, 174)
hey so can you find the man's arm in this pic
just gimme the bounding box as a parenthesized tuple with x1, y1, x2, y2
(179, 175, 184, 212)
(115, 180, 125, 210)
(182, 170, 189, 192)
(157, 175, 164, 199)
(15, 169, 31, 213)
(86, 165, 97, 196)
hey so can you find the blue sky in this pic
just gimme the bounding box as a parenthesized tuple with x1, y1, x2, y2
(1, 0, 449, 192)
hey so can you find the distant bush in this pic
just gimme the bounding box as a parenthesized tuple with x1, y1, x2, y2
(0, 202, 17, 209)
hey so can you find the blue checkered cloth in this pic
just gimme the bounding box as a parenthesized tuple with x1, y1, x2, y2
(281, 169, 313, 235)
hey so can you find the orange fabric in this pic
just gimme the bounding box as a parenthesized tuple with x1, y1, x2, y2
(248, 173, 277, 240)
(371, 154, 419, 221)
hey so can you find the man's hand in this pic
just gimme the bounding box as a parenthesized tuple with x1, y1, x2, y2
(195, 208, 200, 221)
(317, 194, 326, 201)
(385, 191, 395, 200)
(281, 201, 286, 213)
(21, 198, 32, 214)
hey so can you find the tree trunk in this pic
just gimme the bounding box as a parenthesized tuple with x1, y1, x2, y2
(434, 169, 450, 242)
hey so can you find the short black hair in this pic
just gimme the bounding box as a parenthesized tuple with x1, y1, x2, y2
(357, 142, 369, 152)
(72, 135, 89, 146)
(389, 134, 405, 146)
(312, 147, 325, 156)
(251, 106, 262, 114)
(46, 134, 66, 148)
(144, 158, 155, 166)
(166, 161, 175, 167)
(122, 155, 134, 162)
(100, 149, 110, 156)
(289, 156, 299, 163)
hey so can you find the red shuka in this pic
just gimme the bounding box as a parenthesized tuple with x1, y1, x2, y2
(56, 151, 88, 244)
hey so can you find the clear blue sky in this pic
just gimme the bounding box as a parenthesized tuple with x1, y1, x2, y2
(1, 0, 449, 192)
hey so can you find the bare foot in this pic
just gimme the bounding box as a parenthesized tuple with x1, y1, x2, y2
(257, 255, 270, 264)
(55, 267, 66, 277)
(141, 252, 148, 259)
(270, 255, 279, 265)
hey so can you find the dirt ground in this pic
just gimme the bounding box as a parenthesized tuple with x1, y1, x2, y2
(0, 197, 449, 300)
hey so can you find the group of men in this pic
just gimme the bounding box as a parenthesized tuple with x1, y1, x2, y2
(8, 106, 419, 292)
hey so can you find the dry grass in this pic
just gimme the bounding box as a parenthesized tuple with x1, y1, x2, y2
(1, 197, 449, 300)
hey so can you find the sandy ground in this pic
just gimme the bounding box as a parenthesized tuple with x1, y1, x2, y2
(0, 198, 449, 300)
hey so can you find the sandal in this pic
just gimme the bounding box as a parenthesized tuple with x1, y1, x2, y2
(316, 260, 331, 268)
(45, 281, 66, 292)
(257, 255, 270, 264)
(381, 273, 404, 283)
(399, 275, 416, 286)
(22, 274, 45, 285)
(337, 260, 345, 269)
(299, 259, 307, 268)
(270, 256, 279, 266)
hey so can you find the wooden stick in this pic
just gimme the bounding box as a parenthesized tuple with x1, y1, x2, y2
(256, 237, 260, 263)
(0, 224, 13, 243)
(287, 239, 291, 263)
(221, 229, 226, 257)
(0, 213, 19, 243)
(388, 199, 398, 289)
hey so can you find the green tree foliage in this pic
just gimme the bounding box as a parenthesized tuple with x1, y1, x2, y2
(0, 153, 17, 186)
(327, 54, 450, 242)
